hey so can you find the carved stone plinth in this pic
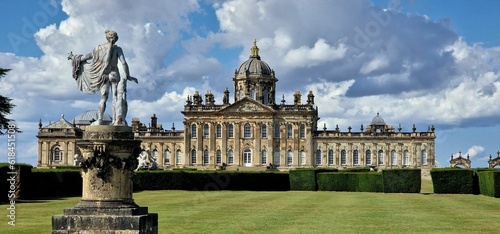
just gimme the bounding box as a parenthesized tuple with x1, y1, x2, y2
(52, 126, 158, 233)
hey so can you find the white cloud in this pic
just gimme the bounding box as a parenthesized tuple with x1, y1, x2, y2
(454, 145, 485, 159)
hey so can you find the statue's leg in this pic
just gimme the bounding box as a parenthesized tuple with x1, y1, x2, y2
(111, 80, 118, 125)
(95, 80, 110, 125)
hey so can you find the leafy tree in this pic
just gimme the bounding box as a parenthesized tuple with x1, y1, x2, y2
(0, 68, 20, 135)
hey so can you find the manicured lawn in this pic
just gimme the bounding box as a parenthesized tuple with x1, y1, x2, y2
(1, 180, 499, 233)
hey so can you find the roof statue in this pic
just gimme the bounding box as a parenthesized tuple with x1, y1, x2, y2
(67, 30, 138, 126)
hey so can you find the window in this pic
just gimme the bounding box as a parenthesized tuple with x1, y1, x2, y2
(191, 149, 197, 164)
(391, 150, 397, 166)
(216, 150, 222, 165)
(286, 150, 293, 166)
(403, 150, 410, 166)
(228, 124, 234, 138)
(244, 123, 251, 138)
(287, 124, 293, 138)
(243, 149, 252, 165)
(366, 150, 372, 165)
(328, 149, 334, 165)
(216, 124, 222, 138)
(299, 124, 306, 138)
(261, 150, 267, 165)
(378, 150, 384, 165)
(273, 150, 280, 165)
(203, 124, 209, 138)
(152, 149, 158, 162)
(203, 149, 209, 165)
(250, 88, 256, 100)
(164, 150, 170, 165)
(227, 149, 234, 165)
(53, 147, 61, 161)
(341, 150, 346, 165)
(421, 149, 427, 165)
(261, 124, 267, 138)
(300, 150, 306, 165)
(191, 124, 197, 138)
(263, 88, 269, 104)
(315, 150, 322, 165)
(274, 124, 280, 138)
(176, 150, 182, 165)
(353, 150, 359, 165)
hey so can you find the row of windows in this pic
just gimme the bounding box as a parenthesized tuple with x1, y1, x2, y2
(316, 149, 428, 166)
(190, 123, 307, 139)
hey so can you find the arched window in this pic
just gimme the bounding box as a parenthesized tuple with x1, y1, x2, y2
(216, 124, 222, 138)
(191, 124, 197, 138)
(286, 150, 293, 166)
(391, 150, 397, 166)
(228, 124, 234, 138)
(152, 149, 158, 162)
(287, 124, 293, 138)
(203, 149, 209, 165)
(300, 150, 306, 165)
(191, 149, 197, 164)
(274, 124, 280, 138)
(250, 88, 256, 100)
(261, 124, 267, 138)
(353, 150, 359, 165)
(164, 150, 170, 165)
(341, 150, 346, 165)
(216, 150, 222, 165)
(227, 149, 234, 165)
(176, 150, 182, 165)
(315, 150, 322, 165)
(243, 149, 252, 166)
(203, 124, 209, 138)
(299, 124, 306, 138)
(261, 150, 267, 165)
(263, 88, 269, 104)
(328, 149, 334, 165)
(244, 123, 252, 138)
(273, 150, 280, 165)
(366, 150, 372, 165)
(403, 150, 410, 166)
(421, 149, 428, 165)
(53, 147, 61, 161)
(378, 150, 384, 165)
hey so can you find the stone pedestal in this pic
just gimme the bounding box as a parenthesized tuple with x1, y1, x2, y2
(52, 126, 158, 233)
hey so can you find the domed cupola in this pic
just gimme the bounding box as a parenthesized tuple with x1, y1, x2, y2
(370, 113, 386, 126)
(233, 39, 278, 105)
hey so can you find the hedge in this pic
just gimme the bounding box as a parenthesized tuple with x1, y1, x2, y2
(345, 167, 372, 172)
(134, 171, 290, 191)
(317, 172, 383, 192)
(431, 168, 476, 194)
(477, 171, 500, 198)
(289, 168, 338, 191)
(1, 163, 33, 202)
(382, 169, 421, 193)
(29, 169, 82, 199)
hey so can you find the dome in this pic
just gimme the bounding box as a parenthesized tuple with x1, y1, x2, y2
(236, 39, 273, 77)
(370, 113, 386, 126)
(73, 110, 112, 125)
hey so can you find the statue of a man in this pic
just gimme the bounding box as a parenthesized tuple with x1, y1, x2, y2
(68, 30, 138, 125)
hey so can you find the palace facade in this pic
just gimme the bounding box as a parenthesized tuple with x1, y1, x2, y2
(37, 41, 436, 170)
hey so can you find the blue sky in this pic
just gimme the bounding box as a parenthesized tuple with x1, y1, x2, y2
(1, 0, 500, 167)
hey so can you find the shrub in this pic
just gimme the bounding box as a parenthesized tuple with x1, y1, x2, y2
(0, 163, 33, 202)
(29, 169, 82, 199)
(431, 168, 475, 194)
(477, 170, 500, 198)
(345, 167, 371, 172)
(317, 172, 383, 192)
(289, 168, 338, 191)
(382, 169, 421, 193)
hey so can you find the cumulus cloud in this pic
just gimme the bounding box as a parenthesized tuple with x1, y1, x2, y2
(454, 145, 485, 159)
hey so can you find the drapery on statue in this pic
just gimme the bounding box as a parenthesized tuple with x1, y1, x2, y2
(67, 30, 138, 126)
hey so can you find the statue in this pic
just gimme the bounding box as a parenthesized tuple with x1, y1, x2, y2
(67, 30, 138, 126)
(74, 154, 83, 166)
(136, 149, 158, 170)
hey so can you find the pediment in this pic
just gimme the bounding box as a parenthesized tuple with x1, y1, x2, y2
(219, 98, 274, 113)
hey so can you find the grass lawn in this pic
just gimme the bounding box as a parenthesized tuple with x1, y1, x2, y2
(1, 180, 499, 233)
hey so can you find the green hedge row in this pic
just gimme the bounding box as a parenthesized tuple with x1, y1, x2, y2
(134, 171, 290, 191)
(317, 172, 383, 192)
(430, 168, 476, 194)
(0, 164, 33, 202)
(477, 171, 500, 198)
(383, 169, 421, 193)
(289, 168, 338, 191)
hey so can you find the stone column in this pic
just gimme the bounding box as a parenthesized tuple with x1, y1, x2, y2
(52, 125, 158, 233)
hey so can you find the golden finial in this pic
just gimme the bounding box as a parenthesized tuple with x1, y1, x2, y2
(250, 39, 260, 58)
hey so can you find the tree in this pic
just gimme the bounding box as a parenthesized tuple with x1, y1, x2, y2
(0, 68, 20, 135)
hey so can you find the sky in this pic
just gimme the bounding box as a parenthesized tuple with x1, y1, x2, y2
(1, 0, 500, 168)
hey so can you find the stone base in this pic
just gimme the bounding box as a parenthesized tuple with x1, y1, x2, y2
(52, 206, 158, 234)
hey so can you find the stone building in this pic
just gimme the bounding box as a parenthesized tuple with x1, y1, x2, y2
(37, 41, 436, 170)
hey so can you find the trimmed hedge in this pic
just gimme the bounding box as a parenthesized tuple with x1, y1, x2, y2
(382, 169, 421, 193)
(289, 168, 338, 191)
(29, 169, 82, 199)
(431, 168, 475, 194)
(477, 171, 500, 198)
(345, 167, 371, 172)
(317, 172, 383, 192)
(134, 171, 290, 191)
(0, 163, 33, 202)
